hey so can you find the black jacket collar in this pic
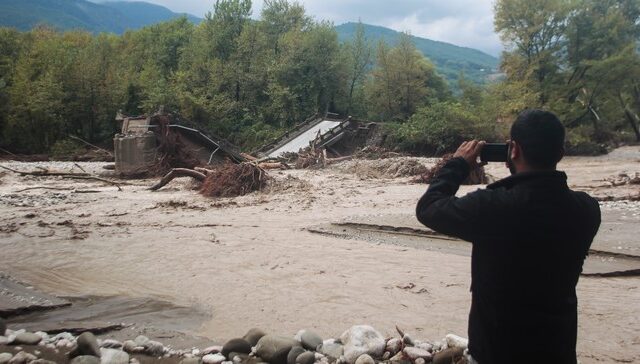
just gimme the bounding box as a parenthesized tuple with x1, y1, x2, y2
(487, 170, 568, 190)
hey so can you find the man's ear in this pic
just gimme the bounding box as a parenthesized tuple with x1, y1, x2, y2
(510, 140, 519, 160)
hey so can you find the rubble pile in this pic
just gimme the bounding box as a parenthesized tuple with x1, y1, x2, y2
(200, 163, 268, 198)
(0, 322, 472, 364)
(412, 154, 489, 185)
(331, 158, 430, 179)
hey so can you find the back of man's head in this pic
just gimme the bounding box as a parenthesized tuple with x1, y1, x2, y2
(510, 109, 565, 170)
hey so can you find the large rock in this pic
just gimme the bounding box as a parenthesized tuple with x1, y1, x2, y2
(318, 340, 343, 360)
(70, 356, 101, 364)
(340, 326, 385, 364)
(295, 330, 322, 351)
(0, 353, 12, 364)
(72, 332, 101, 358)
(255, 335, 302, 364)
(99, 348, 129, 364)
(287, 347, 306, 364)
(222, 338, 252, 357)
(12, 332, 42, 345)
(243, 328, 267, 347)
(432, 348, 464, 364)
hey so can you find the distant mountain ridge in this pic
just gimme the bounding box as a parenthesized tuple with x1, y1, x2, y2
(336, 23, 499, 85)
(0, 0, 202, 34)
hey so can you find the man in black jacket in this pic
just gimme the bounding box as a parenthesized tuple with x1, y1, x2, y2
(416, 110, 601, 364)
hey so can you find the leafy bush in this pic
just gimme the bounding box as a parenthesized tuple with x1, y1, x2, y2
(565, 127, 608, 156)
(386, 101, 499, 155)
(50, 139, 84, 160)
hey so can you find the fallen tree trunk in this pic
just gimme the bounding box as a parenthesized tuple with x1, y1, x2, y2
(149, 168, 207, 191)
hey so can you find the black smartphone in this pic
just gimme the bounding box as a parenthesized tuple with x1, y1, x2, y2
(480, 143, 509, 162)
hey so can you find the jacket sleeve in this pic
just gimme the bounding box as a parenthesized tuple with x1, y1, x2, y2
(416, 157, 495, 242)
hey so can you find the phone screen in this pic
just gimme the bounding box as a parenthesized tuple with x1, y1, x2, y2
(480, 143, 508, 162)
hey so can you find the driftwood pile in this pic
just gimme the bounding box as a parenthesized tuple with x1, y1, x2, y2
(150, 114, 203, 175)
(149, 161, 268, 198)
(412, 154, 489, 185)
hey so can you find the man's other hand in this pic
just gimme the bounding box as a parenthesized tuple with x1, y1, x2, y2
(453, 140, 486, 169)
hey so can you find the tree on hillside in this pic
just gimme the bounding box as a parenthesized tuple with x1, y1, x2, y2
(343, 22, 372, 116)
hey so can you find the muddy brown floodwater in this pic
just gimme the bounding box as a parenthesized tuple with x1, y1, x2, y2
(0, 146, 639, 363)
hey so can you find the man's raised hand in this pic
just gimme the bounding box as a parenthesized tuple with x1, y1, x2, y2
(453, 140, 486, 169)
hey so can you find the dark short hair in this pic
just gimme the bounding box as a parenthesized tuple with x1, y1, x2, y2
(510, 109, 565, 169)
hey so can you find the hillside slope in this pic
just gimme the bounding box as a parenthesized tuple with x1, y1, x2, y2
(0, 0, 201, 33)
(336, 22, 499, 84)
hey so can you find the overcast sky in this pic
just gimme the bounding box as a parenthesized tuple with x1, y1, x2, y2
(143, 0, 502, 56)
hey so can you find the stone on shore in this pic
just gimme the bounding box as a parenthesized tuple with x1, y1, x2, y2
(287, 346, 306, 364)
(354, 354, 375, 364)
(134, 336, 149, 347)
(0, 353, 12, 364)
(444, 335, 468, 350)
(402, 347, 432, 361)
(12, 332, 42, 345)
(243, 328, 267, 347)
(295, 330, 322, 351)
(295, 351, 315, 364)
(99, 339, 123, 349)
(432, 347, 464, 364)
(70, 356, 101, 364)
(340, 326, 385, 364)
(180, 358, 202, 364)
(99, 348, 129, 364)
(202, 346, 224, 355)
(318, 340, 343, 360)
(385, 338, 402, 356)
(8, 351, 37, 364)
(203, 353, 226, 364)
(222, 338, 252, 357)
(71, 332, 101, 358)
(255, 335, 301, 364)
(144, 340, 165, 356)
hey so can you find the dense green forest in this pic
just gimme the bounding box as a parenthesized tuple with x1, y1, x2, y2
(0, 0, 639, 157)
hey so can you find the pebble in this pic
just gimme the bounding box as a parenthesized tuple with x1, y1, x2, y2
(414, 358, 425, 364)
(444, 335, 468, 350)
(202, 353, 226, 364)
(354, 354, 375, 364)
(414, 342, 433, 353)
(402, 347, 432, 361)
(70, 332, 101, 358)
(255, 335, 302, 364)
(0, 337, 8, 345)
(382, 352, 390, 360)
(100, 339, 123, 349)
(401, 334, 414, 347)
(122, 341, 140, 353)
(222, 338, 252, 357)
(57, 339, 73, 348)
(295, 352, 315, 364)
(287, 346, 306, 364)
(243, 328, 267, 347)
(180, 358, 202, 364)
(340, 326, 386, 364)
(12, 332, 42, 345)
(385, 338, 402, 355)
(34, 332, 49, 342)
(319, 340, 343, 359)
(192, 349, 202, 356)
(70, 356, 101, 364)
(296, 330, 322, 351)
(8, 351, 37, 364)
(99, 348, 129, 364)
(388, 352, 410, 364)
(144, 340, 165, 356)
(432, 347, 464, 364)
(0, 353, 12, 364)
